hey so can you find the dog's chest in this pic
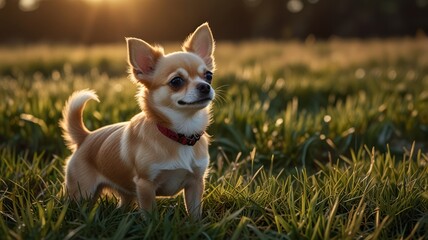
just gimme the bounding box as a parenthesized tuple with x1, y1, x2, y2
(154, 169, 190, 196)
(147, 147, 208, 194)
(150, 147, 197, 174)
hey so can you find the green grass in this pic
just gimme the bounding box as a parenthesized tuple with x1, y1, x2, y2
(1, 39, 428, 239)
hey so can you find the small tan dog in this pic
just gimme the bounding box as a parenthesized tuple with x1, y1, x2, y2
(60, 23, 215, 219)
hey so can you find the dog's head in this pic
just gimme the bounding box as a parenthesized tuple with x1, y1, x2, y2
(126, 23, 215, 123)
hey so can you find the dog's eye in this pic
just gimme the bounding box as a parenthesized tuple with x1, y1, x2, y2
(169, 77, 185, 89)
(205, 71, 213, 84)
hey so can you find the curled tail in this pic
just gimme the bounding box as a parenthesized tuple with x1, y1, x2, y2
(60, 89, 99, 151)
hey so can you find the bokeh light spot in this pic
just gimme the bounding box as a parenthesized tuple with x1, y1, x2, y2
(416, 0, 428, 7)
(355, 68, 366, 79)
(287, 0, 304, 13)
(19, 0, 39, 11)
(323, 115, 332, 123)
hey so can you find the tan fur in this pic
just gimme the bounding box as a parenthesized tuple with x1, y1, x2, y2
(61, 23, 216, 219)
(60, 90, 99, 151)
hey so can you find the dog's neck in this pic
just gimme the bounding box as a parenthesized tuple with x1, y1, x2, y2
(156, 124, 203, 146)
(156, 106, 211, 136)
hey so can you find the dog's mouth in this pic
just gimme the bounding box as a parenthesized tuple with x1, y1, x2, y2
(178, 97, 212, 106)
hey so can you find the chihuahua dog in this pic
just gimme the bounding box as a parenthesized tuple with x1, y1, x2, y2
(60, 23, 215, 219)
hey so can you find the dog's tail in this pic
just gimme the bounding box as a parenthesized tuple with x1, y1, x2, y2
(60, 89, 99, 151)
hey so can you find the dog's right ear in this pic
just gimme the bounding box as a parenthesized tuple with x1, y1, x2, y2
(126, 37, 164, 84)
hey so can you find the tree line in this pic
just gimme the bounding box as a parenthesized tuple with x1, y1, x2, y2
(1, 0, 427, 43)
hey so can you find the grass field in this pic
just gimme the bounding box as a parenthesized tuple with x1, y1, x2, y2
(1, 38, 428, 239)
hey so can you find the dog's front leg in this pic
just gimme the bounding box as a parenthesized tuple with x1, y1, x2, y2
(184, 176, 204, 219)
(134, 177, 156, 213)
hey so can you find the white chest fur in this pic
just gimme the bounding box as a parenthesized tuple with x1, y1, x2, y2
(149, 147, 209, 196)
(149, 146, 208, 180)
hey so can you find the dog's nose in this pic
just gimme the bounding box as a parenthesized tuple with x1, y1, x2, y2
(197, 83, 211, 95)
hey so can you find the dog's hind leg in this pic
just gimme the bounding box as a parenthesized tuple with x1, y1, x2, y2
(65, 158, 100, 201)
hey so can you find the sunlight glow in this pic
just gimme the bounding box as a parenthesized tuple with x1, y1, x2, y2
(19, 0, 39, 11)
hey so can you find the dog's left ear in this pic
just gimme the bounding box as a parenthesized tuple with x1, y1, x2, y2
(183, 23, 216, 70)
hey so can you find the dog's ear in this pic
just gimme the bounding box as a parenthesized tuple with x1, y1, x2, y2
(126, 37, 164, 84)
(183, 23, 216, 71)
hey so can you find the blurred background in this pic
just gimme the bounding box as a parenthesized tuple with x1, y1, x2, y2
(1, 0, 428, 44)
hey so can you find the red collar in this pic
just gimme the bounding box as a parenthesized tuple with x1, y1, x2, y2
(156, 124, 203, 146)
